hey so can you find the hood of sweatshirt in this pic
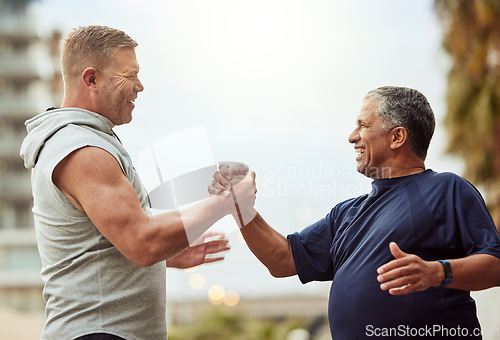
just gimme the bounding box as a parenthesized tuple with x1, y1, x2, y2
(20, 108, 115, 170)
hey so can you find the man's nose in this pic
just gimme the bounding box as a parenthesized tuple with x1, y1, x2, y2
(134, 78, 144, 92)
(348, 128, 359, 144)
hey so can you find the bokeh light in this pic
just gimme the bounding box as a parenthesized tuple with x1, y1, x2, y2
(222, 290, 240, 307)
(208, 284, 225, 305)
(188, 273, 206, 290)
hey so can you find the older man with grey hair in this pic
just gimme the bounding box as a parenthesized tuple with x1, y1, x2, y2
(212, 86, 500, 339)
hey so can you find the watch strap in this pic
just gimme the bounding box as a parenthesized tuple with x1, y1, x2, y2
(437, 260, 453, 287)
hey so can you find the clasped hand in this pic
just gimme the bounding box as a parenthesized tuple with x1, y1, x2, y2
(208, 163, 257, 227)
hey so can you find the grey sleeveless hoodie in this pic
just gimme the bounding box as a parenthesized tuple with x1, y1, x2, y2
(20, 108, 167, 340)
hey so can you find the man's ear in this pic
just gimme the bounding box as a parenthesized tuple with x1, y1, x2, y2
(81, 67, 98, 91)
(390, 127, 408, 150)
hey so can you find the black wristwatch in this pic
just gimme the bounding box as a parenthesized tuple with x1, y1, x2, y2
(437, 260, 453, 286)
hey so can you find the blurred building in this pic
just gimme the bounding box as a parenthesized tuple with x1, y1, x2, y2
(0, 0, 62, 311)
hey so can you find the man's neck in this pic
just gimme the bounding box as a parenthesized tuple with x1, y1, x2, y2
(384, 166, 426, 179)
(364, 158, 426, 180)
(378, 151, 426, 179)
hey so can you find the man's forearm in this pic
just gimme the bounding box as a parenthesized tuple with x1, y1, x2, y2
(240, 213, 297, 278)
(446, 254, 500, 291)
(140, 193, 232, 266)
(377, 243, 500, 295)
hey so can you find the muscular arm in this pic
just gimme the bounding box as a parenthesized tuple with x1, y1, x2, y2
(53, 146, 232, 267)
(377, 242, 500, 295)
(240, 213, 297, 278)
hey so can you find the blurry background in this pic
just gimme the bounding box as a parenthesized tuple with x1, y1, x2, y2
(0, 0, 499, 339)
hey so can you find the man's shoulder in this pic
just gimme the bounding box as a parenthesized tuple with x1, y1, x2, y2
(37, 122, 128, 179)
(417, 170, 484, 199)
(40, 123, 106, 160)
(415, 170, 466, 186)
(423, 170, 473, 185)
(53, 146, 124, 189)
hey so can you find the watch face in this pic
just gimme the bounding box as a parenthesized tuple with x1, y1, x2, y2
(438, 260, 452, 286)
(445, 262, 452, 275)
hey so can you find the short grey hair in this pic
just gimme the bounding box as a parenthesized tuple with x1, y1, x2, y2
(364, 86, 435, 160)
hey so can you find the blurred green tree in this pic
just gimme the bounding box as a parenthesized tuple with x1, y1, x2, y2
(167, 307, 308, 340)
(435, 0, 500, 231)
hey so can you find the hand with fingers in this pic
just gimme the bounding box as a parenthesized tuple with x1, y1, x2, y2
(208, 162, 257, 228)
(166, 231, 231, 269)
(377, 242, 444, 295)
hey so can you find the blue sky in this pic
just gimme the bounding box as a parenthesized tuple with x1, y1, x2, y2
(31, 0, 462, 302)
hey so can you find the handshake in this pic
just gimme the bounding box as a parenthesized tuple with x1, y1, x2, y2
(208, 162, 257, 228)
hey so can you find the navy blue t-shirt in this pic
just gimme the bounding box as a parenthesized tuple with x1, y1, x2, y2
(288, 170, 500, 339)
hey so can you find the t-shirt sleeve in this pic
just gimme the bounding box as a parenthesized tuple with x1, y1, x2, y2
(288, 212, 335, 284)
(450, 176, 500, 259)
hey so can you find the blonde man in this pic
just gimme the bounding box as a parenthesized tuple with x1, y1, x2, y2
(21, 25, 256, 340)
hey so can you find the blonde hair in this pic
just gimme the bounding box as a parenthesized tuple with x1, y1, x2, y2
(61, 25, 138, 84)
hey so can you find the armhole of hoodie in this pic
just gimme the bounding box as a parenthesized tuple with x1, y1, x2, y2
(45, 128, 127, 214)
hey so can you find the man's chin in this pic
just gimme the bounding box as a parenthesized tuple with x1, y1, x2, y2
(124, 116, 133, 124)
(356, 164, 367, 176)
(119, 112, 133, 125)
(358, 165, 382, 179)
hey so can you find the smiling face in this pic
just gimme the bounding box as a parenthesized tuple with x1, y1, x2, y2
(97, 47, 144, 125)
(348, 98, 394, 179)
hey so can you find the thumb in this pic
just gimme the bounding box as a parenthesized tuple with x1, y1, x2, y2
(389, 242, 407, 259)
